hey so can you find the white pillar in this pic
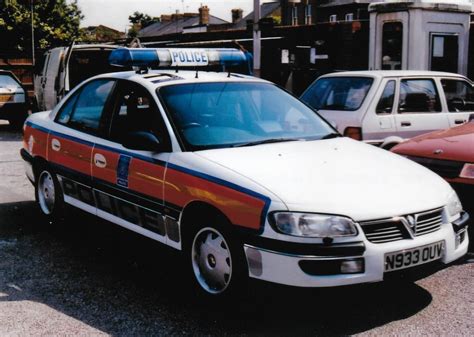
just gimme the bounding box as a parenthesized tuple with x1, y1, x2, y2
(253, 0, 261, 77)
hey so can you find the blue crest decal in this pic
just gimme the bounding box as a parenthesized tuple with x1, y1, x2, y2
(117, 155, 131, 188)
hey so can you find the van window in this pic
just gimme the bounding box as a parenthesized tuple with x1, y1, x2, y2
(301, 77, 373, 111)
(441, 79, 474, 112)
(376, 80, 395, 114)
(68, 79, 115, 134)
(398, 79, 441, 113)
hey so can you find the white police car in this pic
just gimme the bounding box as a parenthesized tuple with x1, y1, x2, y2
(21, 48, 469, 297)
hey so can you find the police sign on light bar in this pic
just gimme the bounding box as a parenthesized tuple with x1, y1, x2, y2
(109, 48, 248, 69)
(169, 49, 208, 66)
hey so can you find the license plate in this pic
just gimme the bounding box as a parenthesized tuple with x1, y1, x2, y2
(384, 241, 444, 272)
(0, 94, 12, 103)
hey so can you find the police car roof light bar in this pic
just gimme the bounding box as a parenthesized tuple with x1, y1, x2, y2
(109, 48, 248, 70)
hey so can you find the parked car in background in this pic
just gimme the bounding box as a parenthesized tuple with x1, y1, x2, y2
(0, 70, 28, 129)
(301, 71, 474, 149)
(34, 43, 126, 112)
(391, 120, 474, 217)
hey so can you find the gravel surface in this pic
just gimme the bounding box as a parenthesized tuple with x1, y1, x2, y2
(0, 121, 472, 336)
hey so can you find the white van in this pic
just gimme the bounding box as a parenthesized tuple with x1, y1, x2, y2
(34, 44, 125, 111)
(301, 71, 474, 149)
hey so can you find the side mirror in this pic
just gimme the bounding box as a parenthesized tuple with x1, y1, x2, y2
(122, 131, 162, 152)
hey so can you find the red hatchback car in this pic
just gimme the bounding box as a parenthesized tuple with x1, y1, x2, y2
(392, 120, 473, 226)
(391, 120, 473, 186)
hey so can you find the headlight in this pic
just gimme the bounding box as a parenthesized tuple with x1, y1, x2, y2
(272, 212, 358, 238)
(460, 163, 474, 179)
(447, 191, 463, 217)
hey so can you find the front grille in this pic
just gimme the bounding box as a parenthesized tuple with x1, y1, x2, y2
(360, 208, 444, 244)
(415, 208, 443, 236)
(361, 219, 409, 243)
(406, 155, 464, 179)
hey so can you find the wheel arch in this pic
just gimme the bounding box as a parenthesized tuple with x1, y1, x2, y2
(381, 136, 404, 150)
(180, 200, 234, 240)
(32, 156, 50, 180)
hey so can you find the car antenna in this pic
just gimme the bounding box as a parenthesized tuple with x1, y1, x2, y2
(195, 69, 199, 79)
(175, 65, 179, 73)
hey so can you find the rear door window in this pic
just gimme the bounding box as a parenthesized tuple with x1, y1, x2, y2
(61, 79, 116, 135)
(301, 77, 373, 111)
(441, 79, 474, 112)
(398, 79, 441, 113)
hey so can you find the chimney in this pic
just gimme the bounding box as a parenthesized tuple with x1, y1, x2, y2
(199, 5, 210, 25)
(231, 8, 243, 24)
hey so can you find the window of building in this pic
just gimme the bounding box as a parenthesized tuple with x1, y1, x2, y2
(305, 5, 312, 25)
(382, 22, 403, 70)
(292, 6, 298, 26)
(329, 14, 337, 23)
(345, 13, 354, 22)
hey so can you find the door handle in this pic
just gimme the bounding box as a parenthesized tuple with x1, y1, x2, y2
(401, 121, 411, 127)
(94, 153, 107, 168)
(454, 119, 465, 125)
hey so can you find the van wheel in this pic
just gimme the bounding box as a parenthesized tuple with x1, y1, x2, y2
(35, 167, 65, 223)
(186, 216, 247, 299)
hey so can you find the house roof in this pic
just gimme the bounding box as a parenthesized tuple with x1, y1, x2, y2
(138, 15, 228, 37)
(233, 2, 281, 30)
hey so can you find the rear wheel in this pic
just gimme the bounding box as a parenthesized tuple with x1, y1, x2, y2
(35, 167, 65, 223)
(186, 214, 248, 299)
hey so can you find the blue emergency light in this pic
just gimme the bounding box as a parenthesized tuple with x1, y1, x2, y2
(109, 48, 249, 69)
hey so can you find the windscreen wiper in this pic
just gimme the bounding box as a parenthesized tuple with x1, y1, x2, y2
(233, 138, 300, 148)
(320, 133, 341, 140)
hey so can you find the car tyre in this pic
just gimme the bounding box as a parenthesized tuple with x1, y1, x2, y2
(185, 215, 248, 301)
(34, 166, 65, 224)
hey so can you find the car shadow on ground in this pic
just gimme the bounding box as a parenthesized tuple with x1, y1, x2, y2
(0, 122, 22, 141)
(0, 201, 442, 336)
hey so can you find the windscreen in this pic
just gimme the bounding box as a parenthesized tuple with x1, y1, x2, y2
(301, 77, 373, 111)
(0, 74, 20, 88)
(159, 82, 334, 150)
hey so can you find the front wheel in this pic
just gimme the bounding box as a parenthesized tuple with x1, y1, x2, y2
(188, 220, 248, 298)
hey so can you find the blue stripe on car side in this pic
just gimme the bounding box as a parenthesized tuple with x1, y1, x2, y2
(26, 121, 271, 233)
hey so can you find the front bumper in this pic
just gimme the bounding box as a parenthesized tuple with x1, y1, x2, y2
(244, 215, 469, 287)
(20, 148, 35, 184)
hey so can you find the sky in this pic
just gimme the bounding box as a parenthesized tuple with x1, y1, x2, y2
(76, 0, 275, 32)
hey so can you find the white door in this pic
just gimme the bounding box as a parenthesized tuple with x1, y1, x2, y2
(394, 78, 450, 139)
(362, 79, 397, 144)
(43, 48, 64, 111)
(439, 78, 473, 127)
(34, 52, 50, 111)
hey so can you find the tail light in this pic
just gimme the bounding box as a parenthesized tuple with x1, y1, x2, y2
(344, 127, 362, 140)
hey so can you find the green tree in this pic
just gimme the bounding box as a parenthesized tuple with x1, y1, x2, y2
(128, 11, 160, 37)
(0, 0, 83, 52)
